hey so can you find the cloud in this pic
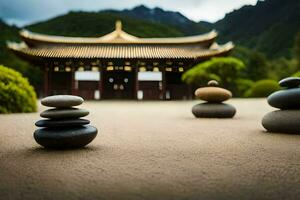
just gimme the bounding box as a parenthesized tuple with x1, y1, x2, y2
(0, 0, 258, 26)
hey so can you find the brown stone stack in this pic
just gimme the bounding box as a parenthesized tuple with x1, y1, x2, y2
(192, 80, 236, 118)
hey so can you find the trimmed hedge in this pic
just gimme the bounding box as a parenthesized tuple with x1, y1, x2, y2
(245, 79, 280, 98)
(0, 65, 37, 113)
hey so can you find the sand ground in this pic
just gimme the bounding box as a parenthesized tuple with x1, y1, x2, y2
(0, 99, 299, 200)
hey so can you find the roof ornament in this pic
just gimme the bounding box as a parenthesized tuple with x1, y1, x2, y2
(115, 20, 122, 33)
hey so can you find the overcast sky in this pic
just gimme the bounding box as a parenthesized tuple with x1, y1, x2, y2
(0, 0, 258, 27)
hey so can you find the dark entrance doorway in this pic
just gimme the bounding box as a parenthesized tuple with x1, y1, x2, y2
(51, 72, 72, 95)
(166, 72, 188, 100)
(102, 70, 135, 99)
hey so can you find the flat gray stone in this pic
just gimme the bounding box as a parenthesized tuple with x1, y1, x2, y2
(35, 119, 90, 128)
(41, 95, 84, 108)
(262, 110, 300, 134)
(40, 108, 89, 119)
(34, 125, 98, 149)
(192, 103, 236, 118)
(267, 88, 300, 109)
(279, 77, 300, 88)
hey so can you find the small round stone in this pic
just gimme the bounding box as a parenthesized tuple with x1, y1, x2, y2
(207, 80, 219, 87)
(279, 77, 300, 88)
(195, 87, 232, 102)
(267, 88, 300, 109)
(35, 119, 90, 128)
(192, 103, 236, 118)
(40, 108, 89, 119)
(41, 95, 84, 108)
(262, 110, 300, 134)
(34, 125, 98, 149)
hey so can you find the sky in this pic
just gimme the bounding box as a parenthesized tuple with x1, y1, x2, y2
(0, 0, 258, 27)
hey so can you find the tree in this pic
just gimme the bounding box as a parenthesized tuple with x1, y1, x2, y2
(182, 57, 246, 93)
(246, 51, 269, 81)
(245, 79, 280, 98)
(230, 46, 270, 80)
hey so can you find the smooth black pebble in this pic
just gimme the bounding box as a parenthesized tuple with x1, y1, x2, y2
(192, 103, 236, 118)
(262, 110, 300, 134)
(279, 77, 300, 89)
(267, 88, 300, 109)
(35, 119, 90, 127)
(34, 125, 98, 149)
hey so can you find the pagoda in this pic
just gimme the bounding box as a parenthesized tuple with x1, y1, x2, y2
(8, 21, 234, 100)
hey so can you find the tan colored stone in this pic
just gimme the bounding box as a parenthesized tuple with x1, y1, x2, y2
(195, 87, 232, 102)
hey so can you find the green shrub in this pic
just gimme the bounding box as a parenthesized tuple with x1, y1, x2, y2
(182, 68, 221, 87)
(0, 65, 37, 114)
(182, 57, 245, 88)
(245, 79, 280, 98)
(235, 79, 254, 97)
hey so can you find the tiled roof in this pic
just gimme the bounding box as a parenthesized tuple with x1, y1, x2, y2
(8, 42, 234, 59)
(7, 21, 234, 60)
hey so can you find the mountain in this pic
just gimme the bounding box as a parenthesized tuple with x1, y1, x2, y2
(26, 5, 209, 38)
(118, 5, 209, 35)
(26, 11, 185, 38)
(214, 0, 300, 58)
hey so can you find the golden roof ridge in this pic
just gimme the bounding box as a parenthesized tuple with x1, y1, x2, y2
(20, 21, 218, 45)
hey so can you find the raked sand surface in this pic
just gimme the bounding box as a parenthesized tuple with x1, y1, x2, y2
(0, 99, 299, 200)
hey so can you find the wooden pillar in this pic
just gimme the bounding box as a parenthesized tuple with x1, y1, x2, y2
(48, 65, 52, 96)
(134, 64, 139, 100)
(99, 69, 104, 100)
(43, 65, 49, 97)
(161, 64, 166, 100)
(71, 66, 76, 95)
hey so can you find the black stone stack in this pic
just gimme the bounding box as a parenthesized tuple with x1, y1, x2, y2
(192, 80, 236, 118)
(34, 95, 98, 149)
(262, 77, 300, 134)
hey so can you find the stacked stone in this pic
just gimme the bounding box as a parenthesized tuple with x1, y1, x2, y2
(34, 95, 98, 149)
(192, 80, 236, 118)
(262, 77, 300, 134)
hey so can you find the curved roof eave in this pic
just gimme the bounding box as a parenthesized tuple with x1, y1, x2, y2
(7, 41, 234, 61)
(19, 29, 218, 45)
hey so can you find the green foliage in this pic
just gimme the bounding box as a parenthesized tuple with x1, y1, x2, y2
(231, 46, 270, 80)
(182, 57, 246, 94)
(182, 68, 220, 87)
(235, 79, 254, 97)
(292, 71, 300, 77)
(0, 65, 37, 114)
(268, 58, 298, 80)
(245, 52, 269, 80)
(245, 79, 280, 98)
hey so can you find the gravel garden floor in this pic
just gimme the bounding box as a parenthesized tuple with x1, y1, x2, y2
(0, 99, 299, 200)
